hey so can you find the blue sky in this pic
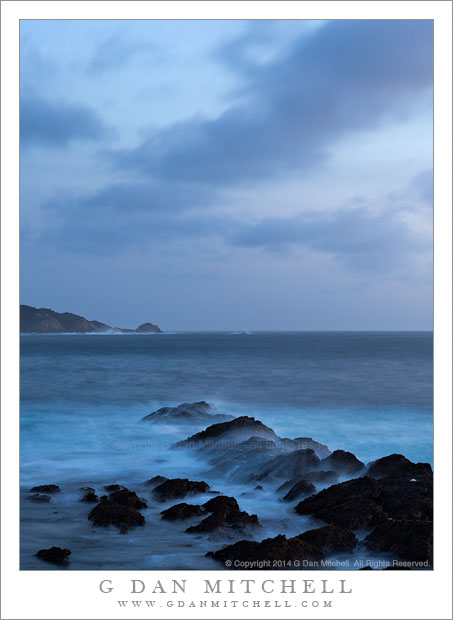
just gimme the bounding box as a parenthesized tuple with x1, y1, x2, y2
(20, 19, 433, 330)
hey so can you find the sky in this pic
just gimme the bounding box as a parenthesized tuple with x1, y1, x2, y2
(20, 19, 433, 330)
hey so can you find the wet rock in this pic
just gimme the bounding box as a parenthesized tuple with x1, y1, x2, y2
(280, 437, 331, 459)
(295, 477, 387, 529)
(88, 496, 145, 533)
(377, 476, 433, 521)
(80, 486, 95, 491)
(144, 475, 168, 487)
(153, 478, 210, 502)
(36, 547, 71, 564)
(161, 503, 206, 521)
(298, 525, 357, 554)
(254, 485, 264, 491)
(367, 454, 432, 480)
(30, 484, 61, 493)
(104, 484, 123, 492)
(175, 416, 279, 448)
(207, 534, 324, 567)
(186, 496, 259, 534)
(255, 449, 320, 482)
(365, 520, 432, 564)
(108, 489, 147, 509)
(80, 491, 98, 503)
(282, 480, 316, 502)
(29, 494, 51, 503)
(320, 450, 364, 475)
(142, 401, 233, 424)
(276, 471, 338, 494)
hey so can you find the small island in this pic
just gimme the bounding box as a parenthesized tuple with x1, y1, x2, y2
(20, 305, 162, 334)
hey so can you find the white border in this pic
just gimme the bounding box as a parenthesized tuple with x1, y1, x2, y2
(1, 2, 452, 619)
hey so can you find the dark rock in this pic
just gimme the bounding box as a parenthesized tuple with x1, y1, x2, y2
(187, 495, 259, 534)
(30, 484, 61, 493)
(367, 454, 432, 480)
(175, 416, 279, 448)
(320, 450, 364, 475)
(142, 401, 233, 424)
(80, 491, 98, 503)
(280, 437, 331, 459)
(377, 476, 433, 521)
(135, 322, 162, 333)
(153, 478, 210, 502)
(295, 477, 387, 529)
(29, 494, 51, 503)
(36, 547, 71, 564)
(104, 484, 123, 492)
(365, 520, 432, 564)
(203, 496, 239, 513)
(80, 486, 95, 491)
(297, 525, 357, 554)
(207, 534, 324, 567)
(254, 485, 264, 491)
(255, 449, 320, 482)
(88, 496, 145, 533)
(144, 475, 168, 487)
(161, 503, 206, 521)
(304, 471, 339, 485)
(108, 489, 147, 509)
(282, 480, 316, 502)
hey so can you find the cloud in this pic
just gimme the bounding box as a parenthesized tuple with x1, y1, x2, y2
(20, 95, 108, 147)
(86, 34, 159, 75)
(114, 20, 432, 187)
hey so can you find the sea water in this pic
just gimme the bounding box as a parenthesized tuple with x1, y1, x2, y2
(20, 331, 433, 570)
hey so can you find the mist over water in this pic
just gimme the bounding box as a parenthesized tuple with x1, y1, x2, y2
(20, 331, 432, 569)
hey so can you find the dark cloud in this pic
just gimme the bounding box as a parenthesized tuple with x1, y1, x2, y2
(20, 95, 108, 147)
(115, 20, 432, 187)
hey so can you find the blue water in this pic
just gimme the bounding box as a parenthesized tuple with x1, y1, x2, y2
(20, 331, 433, 570)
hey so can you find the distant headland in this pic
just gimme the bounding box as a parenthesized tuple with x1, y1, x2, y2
(20, 305, 162, 334)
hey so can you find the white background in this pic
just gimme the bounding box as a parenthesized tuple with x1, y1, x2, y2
(1, 2, 452, 619)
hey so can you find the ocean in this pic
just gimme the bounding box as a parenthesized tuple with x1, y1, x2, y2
(20, 331, 433, 570)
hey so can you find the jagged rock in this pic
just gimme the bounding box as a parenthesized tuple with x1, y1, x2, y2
(30, 484, 60, 493)
(161, 503, 207, 520)
(254, 485, 264, 491)
(320, 450, 364, 475)
(36, 547, 71, 564)
(367, 454, 432, 480)
(142, 401, 233, 424)
(80, 491, 98, 503)
(297, 525, 357, 554)
(153, 478, 210, 502)
(280, 437, 331, 459)
(88, 488, 146, 532)
(29, 494, 51, 503)
(277, 471, 338, 494)
(255, 449, 320, 482)
(377, 476, 433, 521)
(282, 480, 316, 502)
(295, 477, 387, 529)
(365, 520, 432, 564)
(186, 496, 259, 534)
(144, 475, 169, 487)
(175, 416, 279, 448)
(108, 489, 147, 509)
(207, 534, 324, 567)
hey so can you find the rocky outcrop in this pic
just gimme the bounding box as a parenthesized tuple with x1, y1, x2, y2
(36, 547, 71, 564)
(145, 475, 168, 487)
(186, 496, 259, 534)
(207, 534, 324, 568)
(366, 454, 432, 480)
(29, 494, 51, 503)
(281, 480, 316, 502)
(365, 520, 433, 564)
(153, 478, 210, 502)
(20, 305, 162, 334)
(30, 484, 61, 493)
(255, 449, 320, 483)
(175, 416, 279, 448)
(80, 489, 98, 503)
(320, 450, 364, 475)
(142, 401, 233, 424)
(297, 525, 357, 554)
(88, 488, 147, 533)
(161, 503, 207, 521)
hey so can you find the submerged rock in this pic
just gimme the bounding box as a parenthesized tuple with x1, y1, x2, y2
(145, 475, 169, 487)
(319, 450, 365, 475)
(36, 547, 71, 564)
(207, 534, 324, 568)
(29, 493, 51, 503)
(80, 491, 98, 503)
(282, 480, 316, 502)
(142, 401, 233, 424)
(30, 484, 61, 493)
(297, 525, 357, 554)
(153, 478, 210, 501)
(161, 503, 206, 521)
(365, 520, 432, 564)
(366, 454, 432, 480)
(104, 484, 123, 492)
(255, 449, 320, 482)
